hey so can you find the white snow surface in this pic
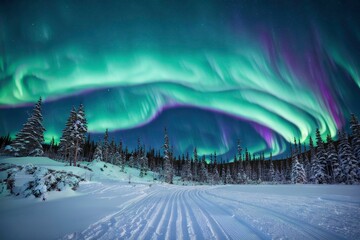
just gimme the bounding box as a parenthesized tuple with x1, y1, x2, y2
(0, 157, 359, 240)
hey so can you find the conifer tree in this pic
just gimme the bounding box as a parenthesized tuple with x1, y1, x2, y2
(58, 107, 77, 161)
(308, 136, 315, 181)
(93, 141, 103, 162)
(139, 147, 149, 177)
(199, 155, 208, 183)
(225, 166, 232, 184)
(311, 129, 327, 183)
(128, 152, 135, 168)
(182, 152, 192, 182)
(350, 114, 360, 163)
(192, 147, 199, 181)
(221, 165, 226, 184)
(70, 104, 87, 166)
(274, 167, 282, 183)
(113, 150, 121, 165)
(213, 166, 220, 184)
(237, 139, 242, 161)
(8, 98, 45, 157)
(338, 131, 358, 184)
(245, 161, 251, 182)
(103, 129, 109, 162)
(326, 134, 340, 183)
(257, 158, 262, 182)
(48, 136, 56, 158)
(163, 128, 173, 184)
(269, 152, 275, 182)
(291, 140, 307, 184)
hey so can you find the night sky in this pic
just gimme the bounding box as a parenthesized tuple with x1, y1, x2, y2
(1, 0, 359, 160)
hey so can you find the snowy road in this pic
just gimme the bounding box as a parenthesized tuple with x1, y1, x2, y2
(62, 184, 360, 240)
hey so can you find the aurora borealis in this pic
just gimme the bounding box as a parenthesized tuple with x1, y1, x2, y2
(0, 0, 359, 159)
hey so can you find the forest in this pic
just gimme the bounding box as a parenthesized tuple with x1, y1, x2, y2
(1, 98, 360, 185)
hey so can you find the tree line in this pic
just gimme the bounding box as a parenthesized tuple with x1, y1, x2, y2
(1, 98, 360, 185)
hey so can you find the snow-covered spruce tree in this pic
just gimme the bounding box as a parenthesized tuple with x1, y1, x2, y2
(58, 107, 77, 161)
(245, 161, 251, 182)
(199, 155, 208, 184)
(274, 167, 282, 183)
(181, 153, 192, 182)
(221, 165, 226, 184)
(257, 158, 262, 182)
(338, 131, 358, 184)
(143, 151, 149, 176)
(8, 97, 45, 157)
(139, 148, 149, 177)
(128, 152, 135, 168)
(109, 138, 116, 164)
(103, 129, 109, 163)
(311, 129, 327, 184)
(291, 144, 307, 184)
(349, 114, 360, 165)
(269, 153, 275, 183)
(113, 150, 121, 165)
(326, 134, 341, 183)
(163, 128, 173, 184)
(93, 141, 103, 161)
(225, 166, 232, 184)
(308, 136, 315, 182)
(213, 156, 220, 184)
(192, 147, 199, 181)
(70, 104, 87, 166)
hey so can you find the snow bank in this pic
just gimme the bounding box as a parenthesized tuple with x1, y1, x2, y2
(1, 163, 84, 198)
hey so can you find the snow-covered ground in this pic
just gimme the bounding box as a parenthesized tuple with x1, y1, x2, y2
(0, 157, 359, 240)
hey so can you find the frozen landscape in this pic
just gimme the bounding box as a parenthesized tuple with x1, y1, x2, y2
(0, 157, 359, 240)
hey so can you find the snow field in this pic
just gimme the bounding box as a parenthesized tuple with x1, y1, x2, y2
(0, 157, 359, 240)
(63, 184, 360, 240)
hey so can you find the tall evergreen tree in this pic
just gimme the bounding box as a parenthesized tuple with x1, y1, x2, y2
(326, 134, 341, 183)
(269, 153, 275, 182)
(311, 129, 327, 184)
(237, 139, 242, 161)
(291, 139, 307, 184)
(8, 98, 45, 157)
(70, 104, 87, 166)
(225, 166, 232, 184)
(182, 152, 192, 182)
(199, 155, 208, 184)
(192, 147, 199, 181)
(308, 136, 315, 180)
(163, 128, 173, 184)
(58, 107, 77, 161)
(103, 129, 109, 162)
(93, 141, 103, 162)
(349, 114, 360, 165)
(213, 165, 220, 184)
(338, 131, 358, 184)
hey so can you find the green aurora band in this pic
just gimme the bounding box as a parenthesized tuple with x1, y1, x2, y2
(0, 0, 359, 158)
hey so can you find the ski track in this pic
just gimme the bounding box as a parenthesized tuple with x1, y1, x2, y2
(203, 190, 348, 240)
(62, 184, 357, 240)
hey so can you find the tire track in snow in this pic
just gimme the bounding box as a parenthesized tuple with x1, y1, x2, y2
(195, 189, 266, 240)
(203, 190, 346, 240)
(105, 187, 166, 239)
(176, 189, 191, 240)
(165, 189, 182, 240)
(181, 188, 202, 240)
(127, 191, 164, 239)
(136, 187, 173, 239)
(154, 187, 179, 238)
(187, 188, 229, 239)
(118, 189, 163, 239)
(64, 186, 161, 240)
